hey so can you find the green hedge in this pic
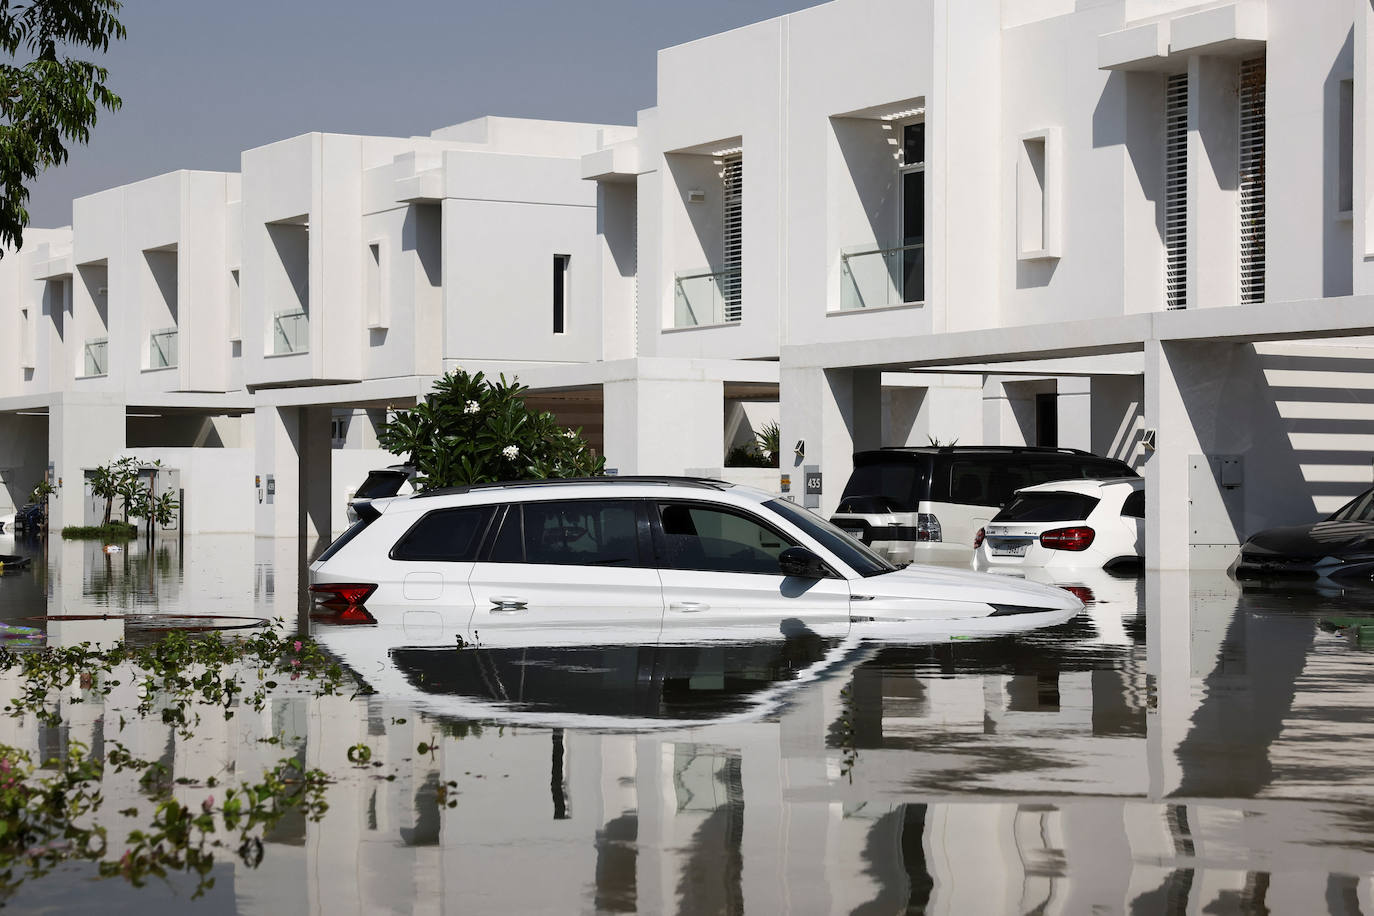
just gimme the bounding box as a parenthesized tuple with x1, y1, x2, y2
(61, 522, 138, 541)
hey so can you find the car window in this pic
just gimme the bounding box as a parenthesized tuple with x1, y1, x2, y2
(766, 497, 895, 577)
(947, 461, 995, 506)
(994, 493, 1099, 523)
(487, 500, 641, 566)
(656, 502, 797, 575)
(391, 506, 494, 562)
(1120, 490, 1145, 519)
(841, 460, 925, 510)
(1329, 488, 1374, 522)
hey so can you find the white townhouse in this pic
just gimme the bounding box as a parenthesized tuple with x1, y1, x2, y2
(2, 0, 1374, 569)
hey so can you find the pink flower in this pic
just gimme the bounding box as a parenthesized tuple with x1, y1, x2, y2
(290, 658, 301, 668)
(290, 671, 301, 681)
(202, 795, 214, 813)
(292, 640, 302, 652)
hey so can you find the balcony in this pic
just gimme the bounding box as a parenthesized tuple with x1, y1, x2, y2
(673, 268, 741, 328)
(273, 308, 308, 355)
(82, 337, 108, 378)
(838, 242, 924, 311)
(148, 327, 177, 369)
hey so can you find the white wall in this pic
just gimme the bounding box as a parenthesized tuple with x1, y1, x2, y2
(119, 447, 255, 534)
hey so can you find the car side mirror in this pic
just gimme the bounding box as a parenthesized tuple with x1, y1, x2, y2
(779, 546, 828, 579)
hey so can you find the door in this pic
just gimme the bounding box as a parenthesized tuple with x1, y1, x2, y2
(384, 504, 495, 641)
(652, 500, 852, 641)
(465, 499, 665, 648)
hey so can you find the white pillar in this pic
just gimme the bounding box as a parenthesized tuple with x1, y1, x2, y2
(602, 375, 724, 476)
(780, 366, 881, 518)
(48, 392, 125, 530)
(1143, 340, 1197, 570)
(1057, 376, 1093, 452)
(254, 404, 331, 543)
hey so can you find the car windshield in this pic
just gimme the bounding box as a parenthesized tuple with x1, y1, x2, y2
(994, 492, 1100, 523)
(765, 498, 896, 577)
(1329, 487, 1374, 522)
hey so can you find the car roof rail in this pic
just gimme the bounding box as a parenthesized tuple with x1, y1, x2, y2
(871, 445, 1097, 456)
(413, 475, 736, 499)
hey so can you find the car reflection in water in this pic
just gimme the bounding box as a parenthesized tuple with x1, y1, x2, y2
(311, 599, 1094, 730)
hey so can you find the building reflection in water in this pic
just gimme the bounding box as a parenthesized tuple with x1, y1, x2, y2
(2, 536, 1374, 912)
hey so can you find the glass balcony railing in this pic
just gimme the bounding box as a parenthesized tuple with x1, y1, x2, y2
(273, 309, 309, 355)
(838, 242, 924, 311)
(149, 327, 177, 369)
(83, 337, 108, 377)
(673, 268, 741, 328)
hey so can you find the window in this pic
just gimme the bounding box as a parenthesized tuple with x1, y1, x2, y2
(488, 500, 641, 567)
(655, 502, 795, 575)
(1164, 73, 1188, 309)
(19, 307, 33, 369)
(366, 242, 387, 329)
(1239, 57, 1266, 304)
(391, 506, 495, 562)
(553, 254, 569, 334)
(330, 415, 348, 448)
(721, 155, 743, 321)
(1017, 129, 1060, 259)
(766, 498, 893, 577)
(228, 269, 241, 342)
(996, 493, 1100, 523)
(899, 122, 925, 303)
(1120, 490, 1145, 520)
(1339, 77, 1354, 215)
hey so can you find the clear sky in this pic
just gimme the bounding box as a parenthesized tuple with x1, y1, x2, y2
(28, 0, 822, 228)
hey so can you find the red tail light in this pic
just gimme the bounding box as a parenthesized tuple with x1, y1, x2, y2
(973, 527, 985, 549)
(309, 582, 377, 607)
(1059, 585, 1096, 604)
(1039, 527, 1095, 551)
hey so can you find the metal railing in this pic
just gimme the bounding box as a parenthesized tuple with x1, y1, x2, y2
(83, 337, 108, 377)
(273, 309, 309, 355)
(149, 327, 177, 369)
(673, 268, 741, 328)
(839, 242, 924, 311)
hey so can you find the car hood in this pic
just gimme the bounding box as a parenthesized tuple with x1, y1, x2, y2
(854, 563, 1083, 614)
(1244, 520, 1374, 559)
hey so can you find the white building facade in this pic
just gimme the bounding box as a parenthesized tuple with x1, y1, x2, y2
(3, 0, 1372, 568)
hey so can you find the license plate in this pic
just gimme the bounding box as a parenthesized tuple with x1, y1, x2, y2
(992, 543, 1029, 557)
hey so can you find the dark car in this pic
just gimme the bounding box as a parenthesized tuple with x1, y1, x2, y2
(1233, 487, 1374, 581)
(12, 503, 45, 534)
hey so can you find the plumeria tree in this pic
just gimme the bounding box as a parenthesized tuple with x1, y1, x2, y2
(378, 369, 604, 489)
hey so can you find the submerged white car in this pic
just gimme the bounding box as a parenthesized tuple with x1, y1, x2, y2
(309, 477, 1082, 647)
(974, 477, 1144, 572)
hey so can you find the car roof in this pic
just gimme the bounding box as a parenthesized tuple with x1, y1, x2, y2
(380, 476, 773, 514)
(1014, 477, 1143, 496)
(858, 446, 1104, 459)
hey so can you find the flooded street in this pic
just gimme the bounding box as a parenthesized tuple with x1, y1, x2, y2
(1, 531, 1373, 913)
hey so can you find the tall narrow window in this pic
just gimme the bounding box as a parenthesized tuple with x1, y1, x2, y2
(19, 307, 33, 369)
(1239, 57, 1266, 305)
(228, 269, 241, 342)
(1164, 74, 1189, 309)
(721, 156, 743, 322)
(1339, 78, 1355, 214)
(365, 242, 385, 329)
(900, 122, 925, 303)
(552, 254, 569, 334)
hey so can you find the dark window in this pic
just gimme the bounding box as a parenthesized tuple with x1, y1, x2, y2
(902, 123, 924, 167)
(766, 497, 893, 578)
(1035, 393, 1058, 447)
(553, 254, 569, 334)
(994, 493, 1099, 523)
(656, 502, 797, 575)
(841, 461, 925, 511)
(391, 506, 494, 561)
(1120, 490, 1145, 519)
(947, 461, 995, 506)
(489, 500, 641, 567)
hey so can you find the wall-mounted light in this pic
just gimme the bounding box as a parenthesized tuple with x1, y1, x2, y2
(687, 188, 705, 203)
(1142, 428, 1157, 451)
(794, 439, 805, 460)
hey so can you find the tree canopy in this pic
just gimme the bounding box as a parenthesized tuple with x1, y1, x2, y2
(378, 369, 605, 489)
(0, 0, 125, 254)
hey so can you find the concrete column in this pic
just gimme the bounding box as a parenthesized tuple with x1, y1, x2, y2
(602, 376, 724, 476)
(1057, 376, 1093, 452)
(1143, 340, 1196, 570)
(48, 392, 125, 530)
(1145, 570, 1192, 797)
(1188, 55, 1240, 309)
(254, 404, 331, 545)
(779, 366, 882, 517)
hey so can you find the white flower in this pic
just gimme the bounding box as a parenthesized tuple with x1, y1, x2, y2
(464, 400, 480, 415)
(564, 430, 577, 439)
(502, 445, 520, 460)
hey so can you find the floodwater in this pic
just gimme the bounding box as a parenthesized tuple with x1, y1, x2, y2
(2, 531, 1374, 914)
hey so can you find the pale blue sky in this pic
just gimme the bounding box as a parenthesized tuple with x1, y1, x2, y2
(29, 0, 820, 227)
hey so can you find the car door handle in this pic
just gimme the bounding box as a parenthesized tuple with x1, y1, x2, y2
(669, 601, 709, 613)
(488, 596, 528, 613)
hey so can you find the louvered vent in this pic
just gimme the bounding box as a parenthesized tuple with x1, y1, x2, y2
(721, 156, 743, 322)
(1164, 73, 1188, 310)
(1239, 57, 1266, 305)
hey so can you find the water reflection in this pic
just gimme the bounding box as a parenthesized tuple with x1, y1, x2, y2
(2, 538, 1374, 911)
